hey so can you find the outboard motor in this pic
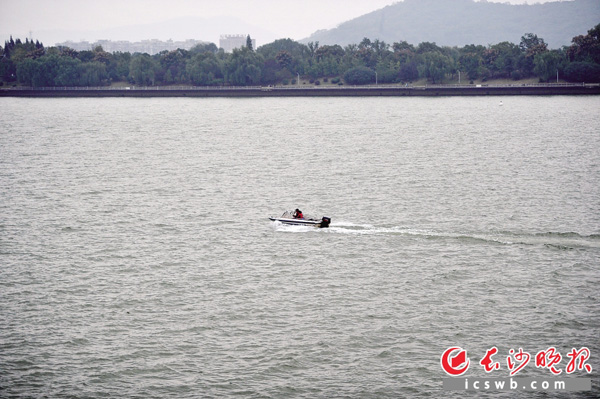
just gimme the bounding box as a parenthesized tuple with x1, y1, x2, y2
(320, 217, 331, 228)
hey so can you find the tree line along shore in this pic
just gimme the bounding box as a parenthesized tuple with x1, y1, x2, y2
(1, 24, 599, 89)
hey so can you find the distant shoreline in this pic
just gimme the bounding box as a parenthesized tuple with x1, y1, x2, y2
(2, 84, 599, 97)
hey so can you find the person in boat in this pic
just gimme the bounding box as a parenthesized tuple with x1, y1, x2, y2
(293, 209, 304, 219)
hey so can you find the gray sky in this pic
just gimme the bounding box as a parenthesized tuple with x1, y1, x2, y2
(1, 0, 552, 46)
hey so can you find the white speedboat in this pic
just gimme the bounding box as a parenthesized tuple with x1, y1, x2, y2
(270, 211, 331, 228)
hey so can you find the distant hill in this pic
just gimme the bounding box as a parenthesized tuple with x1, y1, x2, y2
(301, 0, 600, 48)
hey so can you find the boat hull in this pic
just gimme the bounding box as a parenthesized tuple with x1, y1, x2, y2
(270, 216, 331, 228)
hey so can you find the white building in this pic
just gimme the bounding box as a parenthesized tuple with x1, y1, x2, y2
(219, 34, 256, 53)
(56, 39, 208, 55)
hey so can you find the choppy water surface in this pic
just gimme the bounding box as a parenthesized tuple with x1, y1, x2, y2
(1, 96, 599, 398)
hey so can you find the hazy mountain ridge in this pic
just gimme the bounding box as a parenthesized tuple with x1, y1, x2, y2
(302, 0, 600, 48)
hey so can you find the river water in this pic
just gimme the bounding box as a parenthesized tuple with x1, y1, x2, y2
(1, 96, 599, 398)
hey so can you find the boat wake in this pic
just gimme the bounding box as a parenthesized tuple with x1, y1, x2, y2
(324, 222, 600, 250)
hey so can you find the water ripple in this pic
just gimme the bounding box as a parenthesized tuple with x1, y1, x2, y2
(1, 97, 599, 398)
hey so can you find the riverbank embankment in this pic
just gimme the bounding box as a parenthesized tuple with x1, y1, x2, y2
(1, 84, 599, 97)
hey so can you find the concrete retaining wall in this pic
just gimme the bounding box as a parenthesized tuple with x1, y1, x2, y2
(2, 85, 599, 97)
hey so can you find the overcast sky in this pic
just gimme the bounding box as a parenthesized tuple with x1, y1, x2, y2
(1, 0, 552, 45)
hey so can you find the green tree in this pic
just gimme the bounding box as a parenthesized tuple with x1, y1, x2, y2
(187, 52, 223, 85)
(519, 33, 547, 55)
(398, 61, 419, 82)
(158, 49, 189, 84)
(307, 41, 319, 59)
(375, 61, 399, 83)
(390, 41, 418, 82)
(418, 51, 452, 83)
(92, 46, 112, 65)
(224, 47, 263, 85)
(258, 38, 309, 80)
(190, 43, 218, 55)
(567, 24, 600, 64)
(343, 66, 375, 85)
(258, 39, 308, 60)
(392, 41, 415, 53)
(533, 50, 564, 82)
(59, 47, 79, 58)
(0, 57, 16, 81)
(16, 57, 39, 85)
(564, 62, 600, 83)
(275, 50, 292, 69)
(54, 56, 81, 86)
(354, 38, 377, 68)
(34, 55, 58, 86)
(416, 42, 442, 54)
(77, 50, 95, 63)
(519, 33, 548, 76)
(315, 45, 344, 62)
(311, 44, 345, 77)
(129, 53, 157, 85)
(16, 54, 61, 86)
(486, 42, 521, 79)
(107, 52, 131, 82)
(459, 45, 484, 81)
(78, 61, 107, 86)
(260, 59, 280, 84)
(3, 37, 15, 58)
